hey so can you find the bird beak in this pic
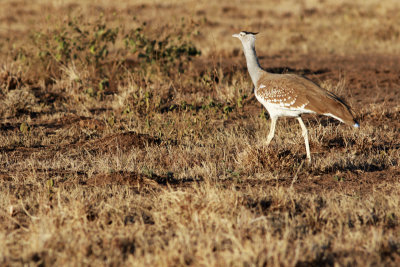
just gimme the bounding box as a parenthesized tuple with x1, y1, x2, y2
(232, 33, 239, 38)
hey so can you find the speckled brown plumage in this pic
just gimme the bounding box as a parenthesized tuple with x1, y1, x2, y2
(256, 73, 357, 125)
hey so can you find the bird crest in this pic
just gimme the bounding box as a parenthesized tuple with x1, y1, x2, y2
(242, 31, 258, 35)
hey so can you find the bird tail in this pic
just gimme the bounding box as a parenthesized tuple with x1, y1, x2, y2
(306, 91, 359, 128)
(323, 92, 359, 128)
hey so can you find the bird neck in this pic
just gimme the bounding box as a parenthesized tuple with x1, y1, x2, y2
(242, 42, 263, 87)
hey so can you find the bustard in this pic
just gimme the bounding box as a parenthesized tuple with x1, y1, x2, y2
(232, 31, 359, 162)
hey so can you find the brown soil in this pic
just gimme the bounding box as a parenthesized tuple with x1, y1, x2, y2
(2, 54, 399, 194)
(0, 52, 400, 191)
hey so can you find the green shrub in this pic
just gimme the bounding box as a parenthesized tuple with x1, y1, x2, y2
(26, 16, 201, 99)
(32, 16, 119, 77)
(123, 22, 201, 73)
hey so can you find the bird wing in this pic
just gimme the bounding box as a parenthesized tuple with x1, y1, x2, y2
(256, 73, 310, 109)
(256, 73, 357, 125)
(284, 74, 355, 116)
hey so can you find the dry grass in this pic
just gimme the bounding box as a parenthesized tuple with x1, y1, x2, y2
(1, 0, 400, 266)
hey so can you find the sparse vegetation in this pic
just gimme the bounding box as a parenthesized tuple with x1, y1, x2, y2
(1, 0, 400, 266)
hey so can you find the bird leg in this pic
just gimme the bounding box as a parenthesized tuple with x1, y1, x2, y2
(266, 117, 277, 146)
(297, 117, 311, 162)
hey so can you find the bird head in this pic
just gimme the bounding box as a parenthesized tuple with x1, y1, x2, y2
(232, 31, 258, 45)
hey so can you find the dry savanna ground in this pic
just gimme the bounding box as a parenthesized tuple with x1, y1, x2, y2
(1, 0, 400, 266)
